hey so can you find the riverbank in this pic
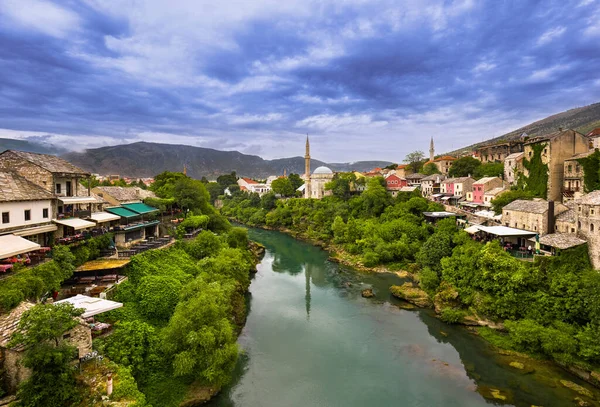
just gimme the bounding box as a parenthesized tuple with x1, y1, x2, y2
(230, 218, 600, 396)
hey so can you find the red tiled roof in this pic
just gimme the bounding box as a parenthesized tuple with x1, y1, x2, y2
(587, 128, 600, 137)
(242, 177, 258, 184)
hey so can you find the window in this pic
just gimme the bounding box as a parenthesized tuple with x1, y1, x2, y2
(24, 210, 31, 221)
(56, 183, 61, 194)
(591, 224, 595, 232)
(544, 148, 547, 155)
(43, 208, 49, 218)
(528, 152, 532, 158)
(592, 209, 595, 215)
(578, 221, 581, 229)
(62, 333, 71, 340)
(572, 228, 575, 233)
(1, 212, 9, 224)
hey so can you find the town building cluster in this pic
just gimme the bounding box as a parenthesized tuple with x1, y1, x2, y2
(0, 150, 162, 268)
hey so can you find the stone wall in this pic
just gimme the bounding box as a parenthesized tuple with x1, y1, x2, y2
(575, 202, 600, 269)
(503, 210, 547, 234)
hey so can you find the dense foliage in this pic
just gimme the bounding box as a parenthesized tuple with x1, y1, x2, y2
(97, 228, 256, 406)
(577, 149, 600, 193)
(0, 235, 113, 312)
(222, 182, 600, 373)
(522, 143, 549, 198)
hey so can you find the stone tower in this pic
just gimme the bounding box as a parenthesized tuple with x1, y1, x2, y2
(429, 137, 435, 162)
(304, 135, 311, 199)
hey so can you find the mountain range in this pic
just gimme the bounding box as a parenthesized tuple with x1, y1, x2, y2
(1, 101, 598, 179)
(60, 142, 391, 179)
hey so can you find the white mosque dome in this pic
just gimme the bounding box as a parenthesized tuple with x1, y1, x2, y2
(313, 166, 333, 174)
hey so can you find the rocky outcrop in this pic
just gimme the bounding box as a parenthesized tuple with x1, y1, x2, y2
(361, 288, 374, 298)
(179, 382, 220, 407)
(390, 283, 433, 308)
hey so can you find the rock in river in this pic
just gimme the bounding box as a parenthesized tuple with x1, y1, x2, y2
(389, 282, 433, 308)
(362, 288, 375, 298)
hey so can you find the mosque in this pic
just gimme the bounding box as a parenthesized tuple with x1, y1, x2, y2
(303, 136, 334, 199)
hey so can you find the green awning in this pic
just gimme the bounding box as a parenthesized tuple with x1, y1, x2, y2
(105, 207, 139, 219)
(121, 203, 159, 215)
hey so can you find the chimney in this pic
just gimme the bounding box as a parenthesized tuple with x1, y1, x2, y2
(548, 200, 555, 234)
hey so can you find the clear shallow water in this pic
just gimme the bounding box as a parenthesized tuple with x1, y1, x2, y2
(208, 228, 598, 407)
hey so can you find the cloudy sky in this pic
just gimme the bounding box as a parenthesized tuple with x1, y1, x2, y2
(0, 0, 599, 162)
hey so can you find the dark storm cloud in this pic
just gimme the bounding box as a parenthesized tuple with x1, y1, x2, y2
(0, 0, 598, 161)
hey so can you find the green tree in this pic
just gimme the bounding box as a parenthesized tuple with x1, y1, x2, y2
(261, 192, 277, 210)
(404, 151, 425, 173)
(288, 173, 304, 191)
(10, 303, 84, 406)
(206, 182, 225, 202)
(448, 156, 481, 177)
(271, 178, 295, 197)
(325, 173, 356, 200)
(173, 177, 211, 215)
(151, 171, 188, 198)
(522, 143, 549, 198)
(475, 162, 504, 178)
(217, 172, 237, 187)
(137, 275, 183, 320)
(422, 162, 441, 175)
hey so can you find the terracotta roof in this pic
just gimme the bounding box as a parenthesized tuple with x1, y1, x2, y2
(93, 186, 156, 203)
(241, 177, 258, 184)
(575, 191, 600, 205)
(0, 150, 89, 176)
(0, 302, 34, 351)
(435, 156, 456, 162)
(538, 233, 586, 250)
(504, 199, 549, 214)
(587, 128, 600, 137)
(0, 171, 55, 202)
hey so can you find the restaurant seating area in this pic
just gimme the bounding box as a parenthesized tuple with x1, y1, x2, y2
(117, 236, 173, 258)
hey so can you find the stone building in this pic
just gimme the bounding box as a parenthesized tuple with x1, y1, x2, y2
(522, 129, 589, 202)
(504, 152, 524, 186)
(587, 128, 600, 149)
(502, 199, 568, 235)
(555, 203, 576, 234)
(0, 302, 93, 394)
(421, 174, 445, 197)
(477, 140, 524, 163)
(562, 151, 592, 202)
(452, 177, 475, 197)
(405, 173, 425, 187)
(574, 191, 600, 269)
(308, 167, 334, 199)
(0, 171, 56, 246)
(423, 156, 456, 175)
(483, 187, 508, 206)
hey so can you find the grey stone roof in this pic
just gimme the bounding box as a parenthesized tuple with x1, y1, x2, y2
(1, 150, 89, 176)
(453, 177, 474, 183)
(484, 187, 506, 197)
(556, 208, 576, 224)
(0, 171, 55, 202)
(473, 177, 500, 185)
(93, 186, 156, 203)
(538, 233, 586, 250)
(574, 191, 600, 205)
(505, 152, 524, 161)
(0, 302, 34, 350)
(567, 150, 595, 160)
(421, 174, 446, 182)
(504, 199, 549, 214)
(405, 173, 425, 180)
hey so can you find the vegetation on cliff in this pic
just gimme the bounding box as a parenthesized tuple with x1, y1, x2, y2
(221, 183, 600, 375)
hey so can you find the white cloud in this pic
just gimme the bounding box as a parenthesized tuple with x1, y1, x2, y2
(537, 26, 566, 45)
(295, 114, 388, 131)
(473, 61, 497, 74)
(1, 0, 80, 38)
(526, 64, 570, 83)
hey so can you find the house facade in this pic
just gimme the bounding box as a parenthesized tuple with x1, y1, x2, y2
(477, 140, 524, 163)
(472, 177, 504, 203)
(452, 177, 475, 197)
(522, 129, 589, 202)
(424, 156, 456, 175)
(0, 172, 57, 246)
(441, 178, 455, 195)
(502, 199, 568, 235)
(504, 152, 524, 186)
(405, 173, 425, 187)
(562, 151, 590, 202)
(420, 174, 445, 197)
(385, 174, 407, 191)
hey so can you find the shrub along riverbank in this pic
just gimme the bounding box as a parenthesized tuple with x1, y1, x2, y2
(221, 182, 600, 386)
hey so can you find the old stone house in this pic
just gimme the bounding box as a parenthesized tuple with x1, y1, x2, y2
(405, 173, 425, 187)
(423, 156, 456, 175)
(504, 152, 524, 186)
(483, 187, 508, 206)
(0, 302, 92, 394)
(562, 151, 592, 202)
(522, 129, 589, 202)
(555, 203, 576, 234)
(574, 191, 600, 269)
(421, 174, 445, 197)
(477, 140, 524, 163)
(0, 171, 56, 246)
(502, 199, 568, 235)
(452, 177, 475, 197)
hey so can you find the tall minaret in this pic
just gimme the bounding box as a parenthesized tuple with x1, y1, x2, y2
(429, 136, 435, 162)
(304, 135, 311, 198)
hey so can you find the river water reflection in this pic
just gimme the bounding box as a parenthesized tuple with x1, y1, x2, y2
(208, 228, 597, 407)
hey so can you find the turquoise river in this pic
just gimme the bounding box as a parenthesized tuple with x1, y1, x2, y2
(207, 227, 600, 407)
